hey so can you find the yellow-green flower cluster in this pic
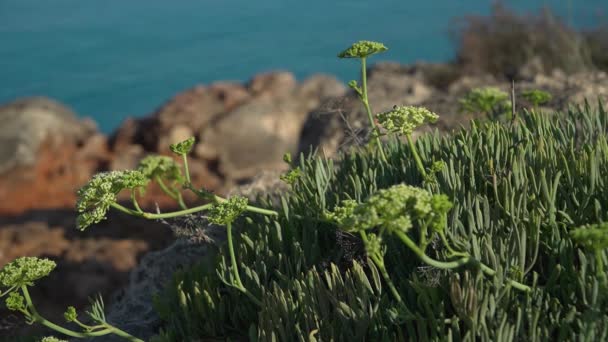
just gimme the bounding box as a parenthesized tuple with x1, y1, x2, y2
(331, 184, 450, 235)
(522, 89, 552, 106)
(459, 87, 510, 114)
(324, 199, 358, 228)
(169, 137, 195, 155)
(570, 222, 608, 251)
(138, 155, 184, 183)
(338, 40, 388, 59)
(41, 337, 68, 342)
(63, 306, 77, 322)
(376, 105, 439, 136)
(75, 170, 149, 230)
(5, 292, 25, 311)
(0, 257, 56, 288)
(208, 196, 249, 226)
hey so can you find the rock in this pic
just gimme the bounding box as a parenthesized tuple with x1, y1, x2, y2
(196, 97, 301, 184)
(247, 71, 297, 98)
(0, 97, 96, 173)
(0, 97, 109, 215)
(109, 144, 144, 171)
(296, 74, 347, 109)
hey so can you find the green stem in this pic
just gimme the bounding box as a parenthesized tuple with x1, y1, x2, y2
(176, 193, 187, 210)
(111, 202, 213, 219)
(226, 223, 262, 306)
(182, 154, 191, 184)
(156, 176, 188, 210)
(21, 286, 143, 341)
(130, 190, 143, 213)
(595, 250, 607, 286)
(0, 285, 17, 297)
(360, 57, 387, 162)
(359, 232, 402, 302)
(439, 231, 468, 258)
(211, 194, 278, 217)
(407, 135, 427, 178)
(394, 231, 531, 292)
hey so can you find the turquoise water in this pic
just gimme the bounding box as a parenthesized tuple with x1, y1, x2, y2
(0, 0, 605, 133)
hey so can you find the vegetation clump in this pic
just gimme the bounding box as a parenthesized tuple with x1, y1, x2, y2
(452, 3, 602, 78)
(2, 39, 608, 342)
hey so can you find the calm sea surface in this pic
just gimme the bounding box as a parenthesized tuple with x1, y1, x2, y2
(0, 0, 605, 133)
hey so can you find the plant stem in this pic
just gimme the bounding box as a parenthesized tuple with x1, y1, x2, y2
(359, 232, 402, 302)
(407, 135, 427, 178)
(182, 154, 191, 184)
(226, 223, 262, 306)
(394, 231, 531, 292)
(156, 176, 188, 210)
(360, 57, 387, 162)
(111, 202, 213, 219)
(130, 190, 143, 213)
(21, 286, 143, 341)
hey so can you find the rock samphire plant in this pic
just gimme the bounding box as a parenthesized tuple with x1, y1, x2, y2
(2, 40, 608, 341)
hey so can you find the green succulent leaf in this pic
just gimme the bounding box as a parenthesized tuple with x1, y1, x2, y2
(376, 105, 439, 136)
(169, 137, 196, 155)
(75, 170, 149, 230)
(208, 196, 249, 226)
(0, 257, 56, 289)
(138, 155, 185, 184)
(5, 291, 25, 311)
(338, 40, 388, 59)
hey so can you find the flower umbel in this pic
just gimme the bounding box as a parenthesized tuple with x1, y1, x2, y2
(75, 170, 149, 230)
(170, 137, 196, 155)
(138, 155, 185, 184)
(41, 337, 69, 342)
(208, 196, 249, 226)
(5, 292, 25, 311)
(338, 40, 388, 58)
(376, 105, 439, 136)
(459, 87, 510, 115)
(0, 257, 56, 289)
(522, 89, 552, 107)
(570, 222, 608, 251)
(335, 184, 448, 235)
(64, 306, 77, 322)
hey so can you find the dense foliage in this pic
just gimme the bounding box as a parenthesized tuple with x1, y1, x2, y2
(152, 102, 608, 341)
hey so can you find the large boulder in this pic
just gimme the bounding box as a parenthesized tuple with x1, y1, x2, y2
(111, 72, 345, 194)
(0, 97, 109, 215)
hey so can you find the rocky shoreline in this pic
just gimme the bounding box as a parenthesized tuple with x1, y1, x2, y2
(1, 62, 607, 338)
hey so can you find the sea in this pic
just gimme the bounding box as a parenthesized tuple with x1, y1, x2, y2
(0, 0, 605, 133)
